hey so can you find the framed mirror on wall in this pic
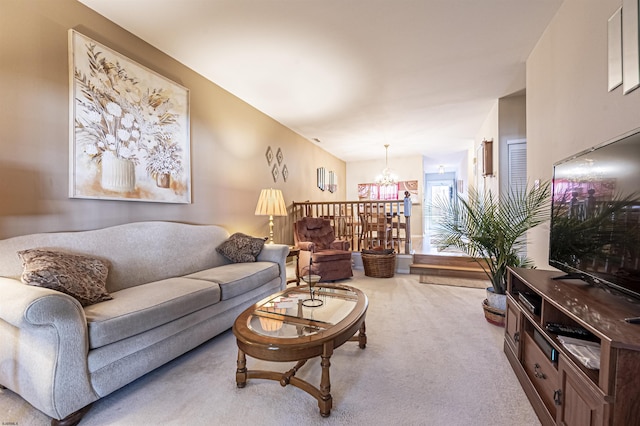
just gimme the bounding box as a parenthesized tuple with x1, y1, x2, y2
(317, 167, 325, 191)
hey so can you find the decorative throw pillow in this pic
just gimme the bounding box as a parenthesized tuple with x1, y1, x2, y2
(18, 248, 112, 307)
(216, 233, 267, 263)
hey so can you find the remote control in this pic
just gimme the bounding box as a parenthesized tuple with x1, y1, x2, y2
(545, 322, 594, 339)
(624, 317, 640, 324)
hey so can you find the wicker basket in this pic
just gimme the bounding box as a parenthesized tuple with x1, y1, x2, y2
(482, 299, 505, 327)
(362, 252, 396, 278)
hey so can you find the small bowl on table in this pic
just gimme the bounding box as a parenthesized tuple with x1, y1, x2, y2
(301, 274, 321, 285)
(300, 275, 323, 307)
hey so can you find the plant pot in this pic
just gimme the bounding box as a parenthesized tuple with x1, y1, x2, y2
(486, 287, 506, 310)
(482, 299, 505, 327)
(155, 173, 170, 188)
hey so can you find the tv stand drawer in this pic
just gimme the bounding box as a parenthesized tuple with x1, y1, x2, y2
(522, 332, 558, 417)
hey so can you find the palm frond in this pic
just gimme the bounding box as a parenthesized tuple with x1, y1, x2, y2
(432, 181, 551, 294)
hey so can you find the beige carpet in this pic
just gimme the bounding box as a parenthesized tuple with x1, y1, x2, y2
(0, 271, 540, 426)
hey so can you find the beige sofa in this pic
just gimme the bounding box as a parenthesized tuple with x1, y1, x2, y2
(0, 221, 288, 424)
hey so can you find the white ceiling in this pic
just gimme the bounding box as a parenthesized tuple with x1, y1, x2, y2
(78, 0, 563, 165)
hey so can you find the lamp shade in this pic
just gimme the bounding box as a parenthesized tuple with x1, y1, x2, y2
(254, 188, 287, 216)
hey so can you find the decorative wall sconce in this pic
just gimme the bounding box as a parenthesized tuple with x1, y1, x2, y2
(482, 139, 494, 177)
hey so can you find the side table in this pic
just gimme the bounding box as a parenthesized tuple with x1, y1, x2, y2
(286, 246, 300, 285)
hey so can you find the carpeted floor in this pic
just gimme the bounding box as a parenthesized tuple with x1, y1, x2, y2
(0, 271, 540, 426)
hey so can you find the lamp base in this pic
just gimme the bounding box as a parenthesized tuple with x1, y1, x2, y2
(268, 214, 275, 244)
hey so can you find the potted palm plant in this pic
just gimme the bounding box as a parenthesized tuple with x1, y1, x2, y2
(432, 181, 550, 324)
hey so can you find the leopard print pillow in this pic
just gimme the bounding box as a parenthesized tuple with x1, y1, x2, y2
(216, 233, 267, 263)
(18, 248, 112, 307)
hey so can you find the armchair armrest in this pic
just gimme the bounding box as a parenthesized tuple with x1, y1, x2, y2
(297, 241, 315, 252)
(330, 240, 350, 251)
(0, 277, 97, 420)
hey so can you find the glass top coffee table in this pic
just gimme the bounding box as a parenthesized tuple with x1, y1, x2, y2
(232, 284, 368, 417)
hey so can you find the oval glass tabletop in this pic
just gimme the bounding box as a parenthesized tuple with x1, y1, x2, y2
(247, 286, 359, 338)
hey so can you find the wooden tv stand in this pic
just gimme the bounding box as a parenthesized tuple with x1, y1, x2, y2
(504, 267, 640, 426)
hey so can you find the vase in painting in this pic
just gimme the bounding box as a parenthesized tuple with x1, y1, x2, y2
(101, 151, 135, 192)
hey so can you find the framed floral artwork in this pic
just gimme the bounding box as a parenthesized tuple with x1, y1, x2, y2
(68, 30, 191, 203)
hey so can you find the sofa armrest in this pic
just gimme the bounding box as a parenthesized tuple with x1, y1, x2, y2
(330, 240, 350, 251)
(0, 277, 98, 420)
(256, 243, 289, 290)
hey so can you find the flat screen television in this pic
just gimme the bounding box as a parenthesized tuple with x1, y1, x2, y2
(549, 129, 640, 301)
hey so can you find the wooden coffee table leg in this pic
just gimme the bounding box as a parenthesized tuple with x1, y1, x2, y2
(319, 343, 334, 417)
(236, 349, 247, 388)
(358, 321, 367, 349)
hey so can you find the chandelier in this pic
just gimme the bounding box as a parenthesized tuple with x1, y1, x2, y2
(375, 144, 398, 185)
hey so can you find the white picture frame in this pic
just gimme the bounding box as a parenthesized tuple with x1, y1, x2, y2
(608, 7, 623, 91)
(623, 0, 640, 94)
(69, 30, 191, 203)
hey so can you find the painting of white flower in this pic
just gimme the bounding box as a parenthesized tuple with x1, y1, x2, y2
(69, 30, 190, 203)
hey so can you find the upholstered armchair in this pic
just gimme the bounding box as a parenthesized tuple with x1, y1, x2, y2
(293, 217, 353, 282)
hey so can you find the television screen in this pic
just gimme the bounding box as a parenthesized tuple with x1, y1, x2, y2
(549, 129, 640, 300)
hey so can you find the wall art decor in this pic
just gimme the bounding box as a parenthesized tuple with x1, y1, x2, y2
(282, 164, 289, 182)
(317, 167, 326, 191)
(276, 147, 283, 165)
(69, 30, 190, 203)
(358, 180, 418, 201)
(623, 0, 640, 94)
(608, 7, 623, 91)
(328, 171, 336, 193)
(265, 146, 273, 165)
(271, 164, 279, 182)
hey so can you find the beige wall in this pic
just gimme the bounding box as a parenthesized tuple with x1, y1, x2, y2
(527, 0, 640, 267)
(0, 0, 346, 244)
(473, 94, 526, 197)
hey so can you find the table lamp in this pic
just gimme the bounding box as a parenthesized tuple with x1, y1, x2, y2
(254, 188, 287, 244)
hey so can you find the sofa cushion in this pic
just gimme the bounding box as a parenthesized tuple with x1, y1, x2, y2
(186, 262, 280, 300)
(18, 248, 112, 307)
(84, 277, 221, 349)
(216, 233, 267, 263)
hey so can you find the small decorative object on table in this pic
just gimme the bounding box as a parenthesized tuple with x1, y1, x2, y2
(301, 258, 323, 307)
